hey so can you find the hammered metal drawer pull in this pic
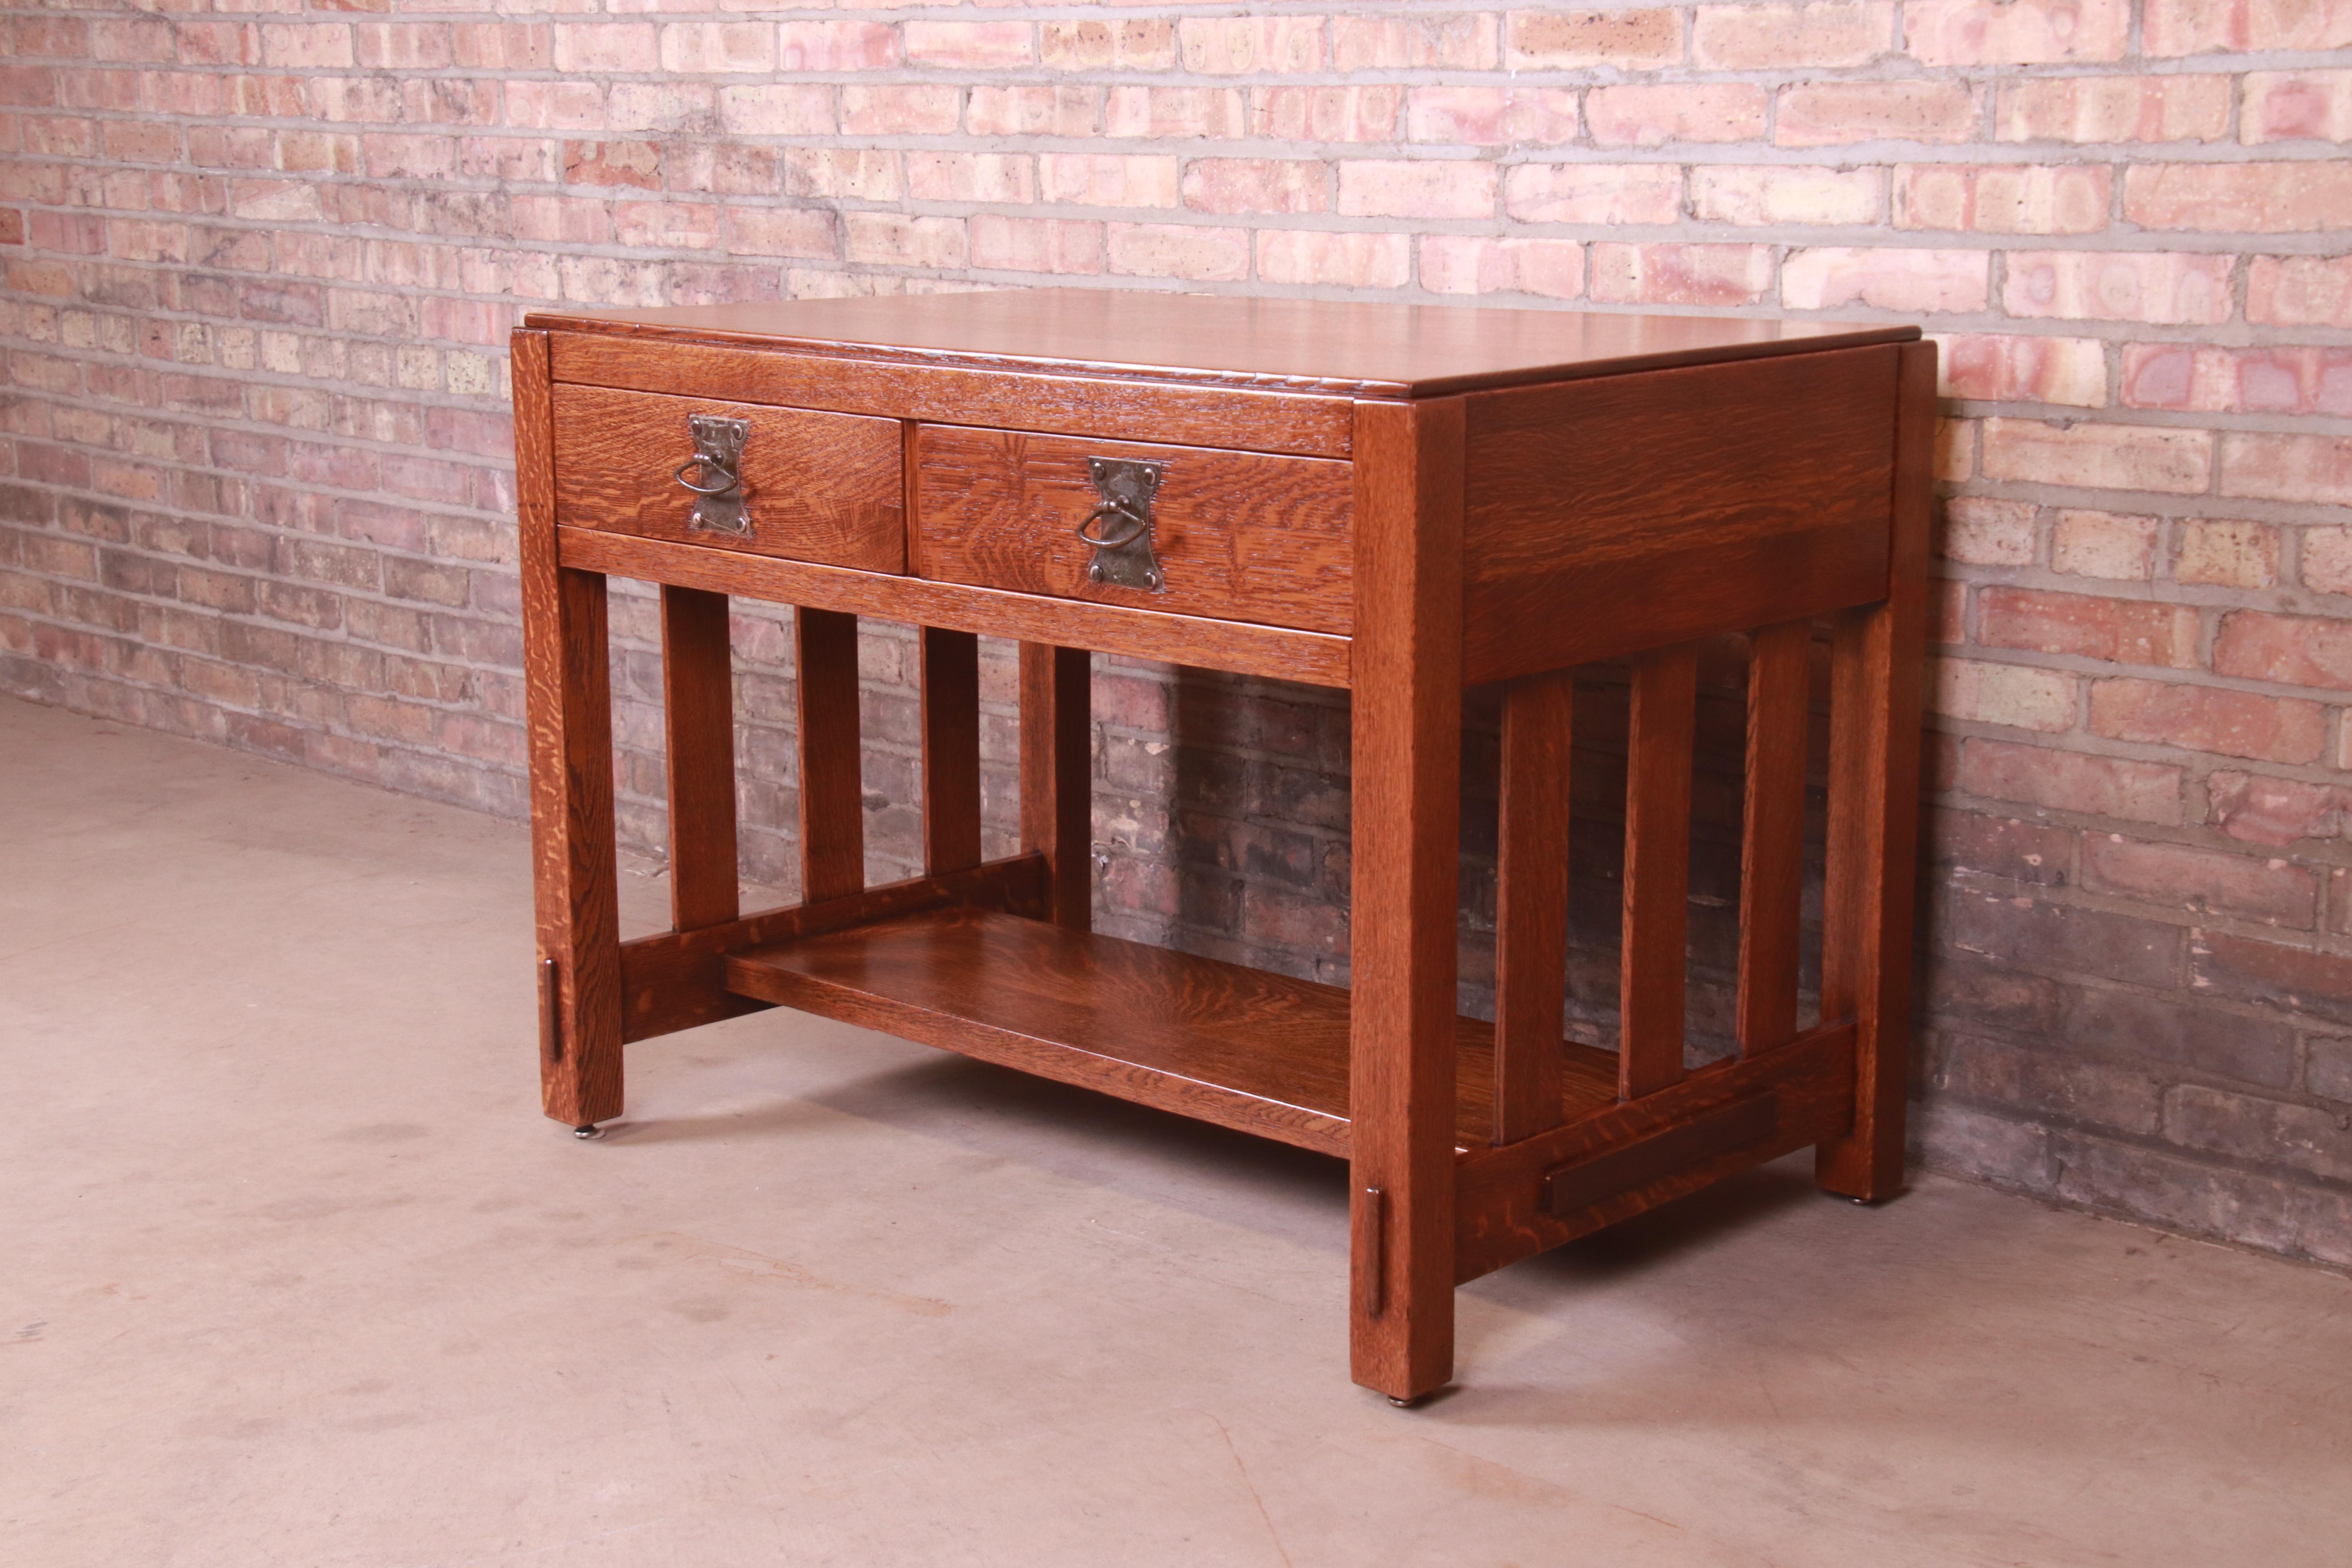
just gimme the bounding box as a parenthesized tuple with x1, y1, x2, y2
(1076, 456, 1165, 592)
(676, 414, 751, 538)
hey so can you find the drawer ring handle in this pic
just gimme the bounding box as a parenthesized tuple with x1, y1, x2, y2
(673, 456, 740, 496)
(1075, 500, 1149, 551)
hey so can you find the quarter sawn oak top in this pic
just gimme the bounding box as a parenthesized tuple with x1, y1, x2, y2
(524, 289, 1919, 399)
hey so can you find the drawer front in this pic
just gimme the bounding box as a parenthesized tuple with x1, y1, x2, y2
(912, 427, 1353, 635)
(552, 383, 904, 572)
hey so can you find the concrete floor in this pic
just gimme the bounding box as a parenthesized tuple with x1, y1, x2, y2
(4, 694, 2348, 1568)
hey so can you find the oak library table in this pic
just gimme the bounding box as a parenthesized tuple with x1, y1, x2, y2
(511, 290, 1932, 1404)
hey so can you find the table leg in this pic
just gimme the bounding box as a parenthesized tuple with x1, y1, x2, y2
(1348, 397, 1465, 1403)
(1019, 642, 1091, 930)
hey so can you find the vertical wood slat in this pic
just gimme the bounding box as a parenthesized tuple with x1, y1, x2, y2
(1817, 339, 1937, 1202)
(515, 328, 624, 1128)
(1618, 642, 1698, 1102)
(920, 627, 983, 875)
(660, 584, 740, 933)
(1735, 619, 1811, 1056)
(1018, 642, 1092, 929)
(1492, 668, 1574, 1145)
(1346, 395, 1466, 1404)
(795, 606, 865, 904)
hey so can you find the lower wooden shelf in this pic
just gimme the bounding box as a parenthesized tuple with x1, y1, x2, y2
(722, 905, 1623, 1157)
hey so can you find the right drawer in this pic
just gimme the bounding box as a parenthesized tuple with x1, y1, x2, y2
(911, 426, 1354, 635)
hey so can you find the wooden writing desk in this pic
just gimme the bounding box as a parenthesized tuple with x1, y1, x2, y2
(511, 290, 1933, 1403)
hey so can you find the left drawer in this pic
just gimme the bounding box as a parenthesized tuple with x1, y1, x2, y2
(551, 383, 905, 572)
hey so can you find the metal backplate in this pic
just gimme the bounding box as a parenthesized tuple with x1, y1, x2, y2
(1078, 456, 1166, 593)
(682, 414, 751, 538)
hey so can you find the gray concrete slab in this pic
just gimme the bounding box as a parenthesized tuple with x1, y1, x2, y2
(5, 694, 2347, 1567)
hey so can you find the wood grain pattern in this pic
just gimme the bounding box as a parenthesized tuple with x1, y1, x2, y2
(913, 425, 1355, 637)
(920, 626, 982, 875)
(1347, 395, 1466, 1403)
(1816, 339, 1936, 1203)
(558, 527, 1352, 689)
(1735, 619, 1811, 1056)
(720, 904, 1621, 1156)
(1492, 669, 1574, 1145)
(1619, 642, 1698, 1102)
(660, 584, 739, 932)
(1460, 346, 1899, 682)
(551, 383, 903, 571)
(532, 291, 1916, 400)
(1452, 1022, 1857, 1283)
(795, 606, 864, 903)
(1020, 642, 1093, 929)
(514, 329, 624, 1128)
(547, 331, 1357, 460)
(618, 853, 1049, 1043)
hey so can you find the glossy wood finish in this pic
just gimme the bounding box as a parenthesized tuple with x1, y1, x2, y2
(1459, 346, 1899, 684)
(515, 330, 624, 1128)
(548, 332, 1357, 460)
(1619, 643, 1698, 1102)
(1815, 339, 1937, 1202)
(532, 290, 1915, 400)
(1491, 670, 1574, 1145)
(1735, 619, 1812, 1056)
(920, 626, 982, 875)
(1347, 396, 1466, 1402)
(794, 607, 864, 904)
(619, 854, 1049, 1044)
(515, 294, 1932, 1403)
(559, 527, 1351, 689)
(913, 426, 1354, 636)
(722, 905, 1622, 1157)
(552, 383, 904, 571)
(660, 585, 739, 933)
(1020, 642, 1093, 930)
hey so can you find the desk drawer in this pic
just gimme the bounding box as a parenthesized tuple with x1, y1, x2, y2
(552, 383, 904, 572)
(911, 426, 1353, 635)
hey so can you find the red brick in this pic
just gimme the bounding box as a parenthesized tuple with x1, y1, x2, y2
(550, 24, 653, 76)
(1503, 164, 1681, 225)
(1104, 222, 1249, 282)
(2173, 520, 2280, 589)
(1932, 658, 2078, 731)
(1586, 84, 1768, 146)
(2123, 345, 2352, 417)
(2090, 678, 2328, 765)
(1039, 154, 1178, 209)
(2145, 0, 2352, 55)
(1405, 87, 1579, 147)
(2219, 433, 2352, 506)
(969, 87, 1100, 140)
(1506, 8, 1684, 67)
(840, 86, 957, 138)
(2242, 70, 2352, 143)
(1177, 16, 1324, 74)
(1039, 18, 1175, 72)
(1248, 87, 1398, 143)
(843, 214, 964, 270)
(1332, 13, 1499, 69)
(1690, 165, 1882, 225)
(969, 215, 1102, 276)
(1692, 0, 1893, 67)
(1981, 419, 2213, 495)
(2003, 250, 2234, 325)
(1905, 0, 2129, 63)
(1782, 246, 1989, 312)
(1182, 158, 1328, 216)
(1777, 81, 1981, 147)
(904, 22, 1032, 69)
(1938, 333, 2107, 407)
(1419, 235, 1584, 299)
(905, 153, 1034, 205)
(1939, 497, 2040, 564)
(2207, 771, 2347, 846)
(2125, 162, 2352, 232)
(2083, 833, 2319, 926)
(1256, 231, 1411, 289)
(1106, 87, 1247, 140)
(1895, 163, 2109, 233)
(1979, 588, 2201, 669)
(1994, 74, 2231, 143)
(2051, 509, 2157, 580)
(1959, 737, 2184, 824)
(2302, 528, 2352, 596)
(2248, 254, 2352, 327)
(2193, 932, 2352, 1029)
(659, 23, 773, 75)
(2213, 610, 2352, 690)
(1337, 160, 1496, 220)
(1589, 243, 1773, 305)
(716, 86, 833, 138)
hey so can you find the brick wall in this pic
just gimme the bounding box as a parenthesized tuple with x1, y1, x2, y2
(4, 0, 2350, 1266)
